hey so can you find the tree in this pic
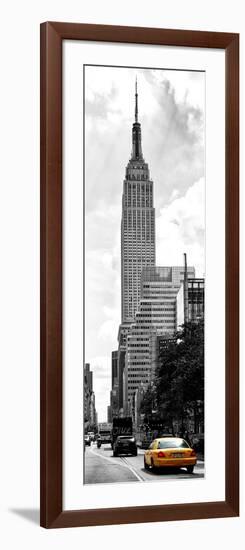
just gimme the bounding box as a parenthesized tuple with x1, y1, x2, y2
(157, 321, 204, 432)
(140, 321, 204, 434)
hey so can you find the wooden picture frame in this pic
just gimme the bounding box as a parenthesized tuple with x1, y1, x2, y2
(40, 21, 239, 528)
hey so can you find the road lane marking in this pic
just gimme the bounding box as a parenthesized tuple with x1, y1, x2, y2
(88, 446, 144, 482)
(120, 456, 145, 482)
(89, 446, 134, 468)
(87, 447, 204, 481)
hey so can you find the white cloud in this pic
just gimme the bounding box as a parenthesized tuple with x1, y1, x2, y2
(156, 178, 205, 276)
(98, 305, 120, 343)
(85, 67, 205, 216)
(153, 69, 205, 111)
(169, 188, 180, 202)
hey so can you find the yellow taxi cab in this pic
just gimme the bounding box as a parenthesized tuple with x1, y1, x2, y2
(144, 437, 197, 473)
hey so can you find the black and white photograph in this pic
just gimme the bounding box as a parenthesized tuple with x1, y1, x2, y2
(83, 65, 205, 485)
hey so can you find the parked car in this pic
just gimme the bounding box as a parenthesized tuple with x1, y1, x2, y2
(144, 437, 197, 473)
(84, 434, 91, 446)
(113, 435, 137, 457)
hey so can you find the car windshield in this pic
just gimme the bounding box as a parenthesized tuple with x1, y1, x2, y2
(158, 438, 189, 449)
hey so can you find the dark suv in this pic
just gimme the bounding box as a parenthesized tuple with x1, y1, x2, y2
(113, 435, 137, 457)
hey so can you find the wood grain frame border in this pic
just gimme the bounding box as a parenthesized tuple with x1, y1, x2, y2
(40, 22, 239, 528)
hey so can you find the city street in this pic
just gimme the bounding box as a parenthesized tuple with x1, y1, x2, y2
(84, 442, 205, 484)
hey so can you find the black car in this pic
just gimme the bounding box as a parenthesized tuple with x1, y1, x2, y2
(113, 435, 137, 457)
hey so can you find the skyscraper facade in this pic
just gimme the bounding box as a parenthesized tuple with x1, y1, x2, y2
(111, 350, 118, 388)
(177, 277, 205, 325)
(123, 266, 195, 414)
(121, 80, 156, 323)
(187, 278, 205, 322)
(117, 80, 156, 413)
(84, 363, 97, 429)
(109, 350, 119, 417)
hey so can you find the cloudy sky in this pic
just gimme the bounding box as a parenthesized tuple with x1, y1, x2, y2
(84, 65, 205, 422)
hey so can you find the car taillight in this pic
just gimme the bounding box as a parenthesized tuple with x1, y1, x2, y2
(158, 451, 166, 458)
(190, 450, 196, 457)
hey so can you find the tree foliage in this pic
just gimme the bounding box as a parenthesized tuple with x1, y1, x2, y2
(140, 321, 204, 432)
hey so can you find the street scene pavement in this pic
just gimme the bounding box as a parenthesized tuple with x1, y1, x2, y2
(84, 442, 205, 484)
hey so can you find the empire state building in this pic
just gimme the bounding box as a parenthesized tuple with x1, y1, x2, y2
(121, 80, 156, 323)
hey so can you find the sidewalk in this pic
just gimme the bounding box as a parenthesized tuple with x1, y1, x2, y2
(197, 453, 204, 462)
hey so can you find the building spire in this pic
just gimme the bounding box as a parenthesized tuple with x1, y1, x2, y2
(131, 76, 143, 160)
(135, 76, 138, 123)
